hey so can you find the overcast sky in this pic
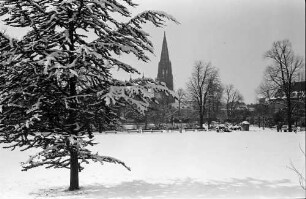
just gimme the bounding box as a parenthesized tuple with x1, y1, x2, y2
(127, 0, 305, 104)
(0, 0, 305, 104)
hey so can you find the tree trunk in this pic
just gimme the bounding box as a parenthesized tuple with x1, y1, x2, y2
(199, 108, 204, 129)
(144, 114, 148, 130)
(68, 76, 78, 190)
(226, 103, 230, 120)
(69, 150, 79, 190)
(287, 107, 292, 132)
(287, 96, 292, 132)
(67, 8, 79, 190)
(178, 100, 181, 118)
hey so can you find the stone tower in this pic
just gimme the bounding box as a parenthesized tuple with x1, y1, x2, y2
(156, 32, 175, 104)
(157, 32, 174, 91)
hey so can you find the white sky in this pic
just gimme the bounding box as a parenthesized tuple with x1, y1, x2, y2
(128, 0, 305, 104)
(0, 0, 305, 104)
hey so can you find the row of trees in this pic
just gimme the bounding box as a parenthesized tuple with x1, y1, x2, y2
(184, 61, 244, 128)
(170, 39, 305, 131)
(130, 61, 244, 129)
(142, 40, 305, 131)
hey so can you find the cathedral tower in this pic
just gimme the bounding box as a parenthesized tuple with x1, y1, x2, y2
(157, 32, 174, 91)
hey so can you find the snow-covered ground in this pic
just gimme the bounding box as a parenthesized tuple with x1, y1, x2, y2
(1, 127, 305, 199)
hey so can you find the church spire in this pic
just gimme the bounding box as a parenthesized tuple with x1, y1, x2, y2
(160, 31, 170, 62)
(157, 31, 174, 92)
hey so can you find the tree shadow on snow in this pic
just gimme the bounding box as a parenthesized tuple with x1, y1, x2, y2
(32, 177, 305, 199)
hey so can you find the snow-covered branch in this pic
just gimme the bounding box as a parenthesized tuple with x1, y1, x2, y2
(79, 150, 131, 171)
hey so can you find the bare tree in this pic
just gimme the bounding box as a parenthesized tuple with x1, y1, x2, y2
(257, 80, 277, 100)
(287, 144, 306, 190)
(176, 88, 186, 118)
(224, 84, 243, 121)
(263, 40, 304, 132)
(206, 78, 223, 126)
(187, 61, 219, 128)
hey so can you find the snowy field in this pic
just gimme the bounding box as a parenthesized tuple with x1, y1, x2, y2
(1, 127, 305, 199)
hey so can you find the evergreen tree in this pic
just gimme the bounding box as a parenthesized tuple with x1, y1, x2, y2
(0, 0, 178, 190)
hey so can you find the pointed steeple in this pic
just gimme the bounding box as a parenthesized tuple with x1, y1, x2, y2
(160, 31, 170, 62)
(157, 31, 174, 93)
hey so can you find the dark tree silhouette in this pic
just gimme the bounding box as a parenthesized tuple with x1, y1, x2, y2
(187, 61, 220, 128)
(263, 40, 304, 132)
(224, 84, 243, 121)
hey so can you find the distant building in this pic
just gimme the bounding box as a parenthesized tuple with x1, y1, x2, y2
(272, 81, 305, 102)
(156, 32, 175, 104)
(267, 81, 306, 126)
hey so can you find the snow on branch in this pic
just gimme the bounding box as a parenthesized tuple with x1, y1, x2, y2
(129, 10, 179, 28)
(89, 9, 179, 64)
(0, 31, 20, 63)
(75, 44, 103, 60)
(0, 31, 15, 48)
(21, 135, 89, 171)
(108, 57, 140, 74)
(99, 85, 150, 114)
(0, 1, 10, 16)
(98, 78, 176, 114)
(91, 0, 131, 17)
(21, 134, 130, 172)
(79, 150, 131, 171)
(122, 0, 138, 7)
(21, 141, 70, 171)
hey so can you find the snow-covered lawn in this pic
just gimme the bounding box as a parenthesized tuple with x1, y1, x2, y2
(1, 127, 305, 199)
